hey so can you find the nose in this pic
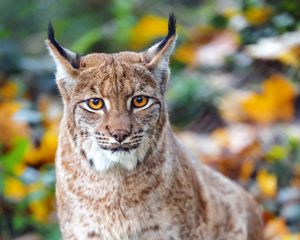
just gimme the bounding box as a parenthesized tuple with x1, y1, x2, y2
(111, 129, 130, 143)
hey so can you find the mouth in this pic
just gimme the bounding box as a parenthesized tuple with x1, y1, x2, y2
(100, 144, 139, 153)
(111, 145, 131, 152)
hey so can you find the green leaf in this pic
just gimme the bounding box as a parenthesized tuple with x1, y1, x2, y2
(266, 145, 288, 161)
(211, 15, 228, 29)
(13, 214, 28, 231)
(45, 223, 61, 240)
(1, 138, 29, 172)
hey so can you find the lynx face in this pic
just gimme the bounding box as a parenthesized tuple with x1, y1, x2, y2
(47, 15, 176, 171)
(71, 54, 164, 171)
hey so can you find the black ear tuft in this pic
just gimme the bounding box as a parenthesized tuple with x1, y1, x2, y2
(157, 13, 177, 51)
(48, 21, 55, 43)
(48, 21, 68, 62)
(47, 21, 80, 69)
(168, 13, 176, 37)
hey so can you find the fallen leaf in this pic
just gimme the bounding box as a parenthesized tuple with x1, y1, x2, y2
(0, 81, 18, 101)
(278, 46, 300, 67)
(174, 28, 240, 67)
(244, 6, 273, 25)
(29, 196, 54, 223)
(173, 43, 198, 66)
(195, 125, 261, 180)
(0, 102, 28, 145)
(257, 169, 277, 198)
(282, 234, 300, 240)
(4, 177, 27, 201)
(245, 31, 300, 66)
(242, 75, 296, 124)
(24, 125, 58, 165)
(130, 15, 168, 50)
(264, 218, 290, 239)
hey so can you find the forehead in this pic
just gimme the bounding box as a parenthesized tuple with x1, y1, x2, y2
(74, 52, 156, 98)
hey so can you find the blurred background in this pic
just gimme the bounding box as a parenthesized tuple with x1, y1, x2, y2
(1, 0, 300, 239)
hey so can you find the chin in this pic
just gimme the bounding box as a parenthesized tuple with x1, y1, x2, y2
(82, 139, 149, 172)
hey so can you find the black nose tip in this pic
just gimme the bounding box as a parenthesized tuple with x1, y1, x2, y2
(111, 129, 129, 143)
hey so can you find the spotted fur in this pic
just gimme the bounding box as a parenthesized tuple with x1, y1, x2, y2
(47, 15, 263, 240)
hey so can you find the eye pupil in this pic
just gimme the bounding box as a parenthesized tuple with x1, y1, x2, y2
(92, 99, 99, 105)
(136, 97, 143, 103)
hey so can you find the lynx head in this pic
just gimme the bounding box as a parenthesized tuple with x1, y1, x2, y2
(46, 14, 176, 172)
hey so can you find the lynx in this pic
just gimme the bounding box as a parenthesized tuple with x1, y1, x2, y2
(46, 14, 263, 240)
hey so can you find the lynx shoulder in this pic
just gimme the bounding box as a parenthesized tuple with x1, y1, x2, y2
(46, 14, 263, 240)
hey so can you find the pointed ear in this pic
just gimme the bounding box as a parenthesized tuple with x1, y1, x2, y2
(143, 13, 177, 91)
(45, 22, 81, 100)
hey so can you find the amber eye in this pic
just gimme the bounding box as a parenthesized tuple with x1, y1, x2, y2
(132, 95, 149, 108)
(87, 98, 104, 110)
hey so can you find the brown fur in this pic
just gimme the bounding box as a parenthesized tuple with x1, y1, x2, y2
(47, 18, 263, 240)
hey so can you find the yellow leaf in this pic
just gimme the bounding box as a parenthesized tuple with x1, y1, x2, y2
(282, 234, 300, 240)
(256, 169, 277, 198)
(242, 75, 296, 124)
(24, 125, 58, 165)
(39, 125, 58, 163)
(29, 197, 53, 223)
(264, 218, 290, 238)
(244, 6, 273, 25)
(174, 43, 197, 65)
(240, 160, 255, 182)
(243, 94, 272, 123)
(130, 15, 168, 50)
(4, 177, 27, 200)
(0, 101, 28, 145)
(13, 163, 26, 176)
(278, 46, 300, 67)
(28, 182, 52, 223)
(266, 145, 288, 162)
(0, 81, 18, 101)
(24, 143, 43, 165)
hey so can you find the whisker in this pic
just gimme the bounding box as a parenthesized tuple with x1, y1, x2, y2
(128, 140, 142, 145)
(96, 137, 109, 141)
(130, 135, 143, 140)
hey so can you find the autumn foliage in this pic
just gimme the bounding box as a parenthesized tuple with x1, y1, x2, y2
(1, 0, 300, 239)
